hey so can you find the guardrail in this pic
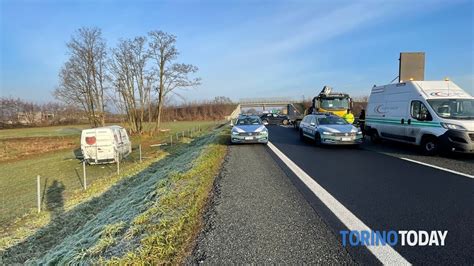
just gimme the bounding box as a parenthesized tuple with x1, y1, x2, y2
(239, 98, 297, 105)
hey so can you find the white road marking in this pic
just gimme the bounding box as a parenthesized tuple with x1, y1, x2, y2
(400, 157, 474, 179)
(267, 141, 410, 265)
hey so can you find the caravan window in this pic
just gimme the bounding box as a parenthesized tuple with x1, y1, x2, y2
(411, 101, 432, 121)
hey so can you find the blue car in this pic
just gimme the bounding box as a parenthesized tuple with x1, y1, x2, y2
(231, 116, 269, 144)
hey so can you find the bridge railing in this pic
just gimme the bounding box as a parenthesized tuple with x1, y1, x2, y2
(239, 97, 297, 105)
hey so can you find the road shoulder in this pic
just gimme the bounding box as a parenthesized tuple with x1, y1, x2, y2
(189, 144, 353, 264)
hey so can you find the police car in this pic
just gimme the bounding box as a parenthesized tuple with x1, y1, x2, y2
(299, 113, 363, 145)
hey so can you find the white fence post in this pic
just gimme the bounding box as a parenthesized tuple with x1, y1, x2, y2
(170, 135, 173, 146)
(83, 160, 87, 190)
(37, 175, 41, 213)
(176, 132, 179, 141)
(116, 151, 120, 175)
(139, 144, 142, 163)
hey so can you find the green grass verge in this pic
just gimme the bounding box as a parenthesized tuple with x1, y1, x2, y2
(0, 126, 229, 264)
(106, 134, 227, 264)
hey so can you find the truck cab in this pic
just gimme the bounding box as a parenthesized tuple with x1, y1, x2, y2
(365, 80, 474, 154)
(308, 86, 352, 118)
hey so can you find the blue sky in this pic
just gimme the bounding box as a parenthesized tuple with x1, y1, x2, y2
(1, 0, 473, 103)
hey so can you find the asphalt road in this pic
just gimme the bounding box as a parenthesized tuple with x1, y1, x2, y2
(362, 135, 474, 176)
(190, 144, 354, 264)
(267, 125, 474, 264)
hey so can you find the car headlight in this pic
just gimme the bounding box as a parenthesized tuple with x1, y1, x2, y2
(356, 131, 363, 135)
(321, 131, 333, 135)
(231, 131, 239, 135)
(441, 123, 466, 131)
(259, 130, 268, 135)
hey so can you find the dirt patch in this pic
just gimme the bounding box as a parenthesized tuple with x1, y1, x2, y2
(0, 136, 79, 162)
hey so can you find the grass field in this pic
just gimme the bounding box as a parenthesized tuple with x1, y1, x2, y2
(0, 121, 215, 139)
(0, 124, 229, 264)
(0, 121, 218, 224)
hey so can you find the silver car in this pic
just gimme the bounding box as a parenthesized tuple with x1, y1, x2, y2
(231, 116, 269, 144)
(299, 114, 363, 145)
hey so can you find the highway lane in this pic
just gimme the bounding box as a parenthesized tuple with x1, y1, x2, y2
(362, 137, 474, 176)
(266, 125, 474, 264)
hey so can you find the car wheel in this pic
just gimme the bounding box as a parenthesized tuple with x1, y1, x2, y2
(370, 130, 381, 144)
(314, 132, 322, 146)
(420, 136, 439, 156)
(282, 119, 289, 125)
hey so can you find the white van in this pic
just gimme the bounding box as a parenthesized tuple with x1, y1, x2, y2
(365, 80, 474, 155)
(81, 126, 132, 164)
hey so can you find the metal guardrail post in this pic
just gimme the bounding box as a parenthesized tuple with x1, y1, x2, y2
(139, 144, 142, 163)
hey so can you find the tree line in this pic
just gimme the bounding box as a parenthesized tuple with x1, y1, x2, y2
(161, 97, 236, 121)
(54, 27, 201, 135)
(0, 97, 88, 127)
(0, 96, 236, 129)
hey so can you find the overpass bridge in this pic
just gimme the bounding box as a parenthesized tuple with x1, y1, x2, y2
(238, 98, 298, 110)
(224, 98, 304, 121)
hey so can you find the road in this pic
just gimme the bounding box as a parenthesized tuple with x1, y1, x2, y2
(267, 125, 474, 264)
(192, 125, 473, 264)
(191, 144, 354, 264)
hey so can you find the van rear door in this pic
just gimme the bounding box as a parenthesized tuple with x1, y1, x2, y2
(83, 128, 115, 162)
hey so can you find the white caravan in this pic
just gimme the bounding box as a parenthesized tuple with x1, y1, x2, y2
(365, 80, 474, 155)
(81, 126, 132, 164)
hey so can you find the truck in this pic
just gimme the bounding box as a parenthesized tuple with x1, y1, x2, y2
(81, 125, 132, 164)
(309, 86, 352, 117)
(291, 86, 353, 128)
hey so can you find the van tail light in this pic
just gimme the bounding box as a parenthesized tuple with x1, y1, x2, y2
(86, 136, 96, 145)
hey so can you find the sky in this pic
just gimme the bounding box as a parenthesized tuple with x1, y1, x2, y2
(0, 0, 473, 104)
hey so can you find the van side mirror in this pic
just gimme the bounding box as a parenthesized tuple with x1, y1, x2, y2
(310, 122, 316, 127)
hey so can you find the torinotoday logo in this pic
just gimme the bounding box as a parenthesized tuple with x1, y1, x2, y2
(339, 230, 448, 247)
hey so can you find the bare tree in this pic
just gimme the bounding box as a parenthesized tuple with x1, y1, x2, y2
(148, 30, 201, 133)
(54, 27, 108, 127)
(110, 37, 153, 134)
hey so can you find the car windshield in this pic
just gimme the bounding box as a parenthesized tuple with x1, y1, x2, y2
(318, 116, 348, 125)
(427, 99, 474, 120)
(236, 117, 262, 125)
(320, 98, 350, 110)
